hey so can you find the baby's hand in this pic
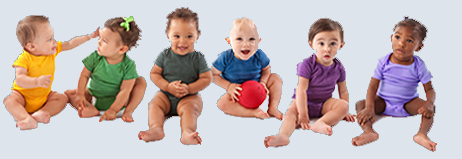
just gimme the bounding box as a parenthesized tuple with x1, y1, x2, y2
(343, 113, 356, 122)
(418, 102, 434, 118)
(168, 81, 187, 98)
(297, 114, 310, 130)
(357, 107, 375, 125)
(179, 83, 190, 95)
(75, 95, 88, 110)
(89, 27, 100, 39)
(36, 75, 52, 88)
(99, 109, 117, 122)
(260, 82, 269, 95)
(226, 83, 242, 103)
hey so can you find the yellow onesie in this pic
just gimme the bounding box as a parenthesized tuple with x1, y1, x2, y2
(12, 41, 63, 113)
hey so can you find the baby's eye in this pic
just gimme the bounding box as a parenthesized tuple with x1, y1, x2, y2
(187, 35, 193, 38)
(395, 35, 400, 40)
(103, 39, 107, 43)
(249, 38, 255, 41)
(319, 42, 324, 46)
(330, 42, 336, 46)
(407, 39, 413, 43)
(48, 38, 52, 42)
(236, 37, 242, 41)
(174, 35, 180, 38)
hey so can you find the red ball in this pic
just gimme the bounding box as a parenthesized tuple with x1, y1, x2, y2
(238, 80, 267, 109)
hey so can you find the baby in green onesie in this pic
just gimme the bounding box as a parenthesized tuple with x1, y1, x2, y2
(65, 16, 146, 122)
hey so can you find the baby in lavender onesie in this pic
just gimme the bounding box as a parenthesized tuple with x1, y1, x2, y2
(353, 17, 437, 152)
(265, 18, 355, 148)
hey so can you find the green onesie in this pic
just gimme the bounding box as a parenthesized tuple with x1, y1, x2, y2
(155, 48, 210, 115)
(83, 51, 139, 110)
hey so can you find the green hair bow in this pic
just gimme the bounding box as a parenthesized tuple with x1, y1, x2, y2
(120, 16, 134, 31)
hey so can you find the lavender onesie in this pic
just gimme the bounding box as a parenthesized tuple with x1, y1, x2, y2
(292, 54, 346, 117)
(373, 53, 432, 117)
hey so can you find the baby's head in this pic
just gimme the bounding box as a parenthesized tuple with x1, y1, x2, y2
(98, 16, 141, 57)
(166, 7, 200, 55)
(391, 17, 427, 61)
(228, 18, 260, 60)
(17, 15, 57, 56)
(308, 18, 344, 66)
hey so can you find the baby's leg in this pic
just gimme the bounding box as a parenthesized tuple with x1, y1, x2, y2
(264, 100, 297, 148)
(32, 91, 68, 123)
(4, 91, 37, 130)
(122, 77, 147, 122)
(138, 91, 170, 142)
(177, 94, 203, 145)
(266, 73, 283, 120)
(217, 94, 269, 119)
(404, 98, 437, 151)
(311, 98, 348, 136)
(64, 89, 99, 117)
(352, 97, 386, 146)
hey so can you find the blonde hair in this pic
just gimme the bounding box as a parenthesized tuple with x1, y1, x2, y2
(16, 15, 49, 47)
(230, 18, 259, 38)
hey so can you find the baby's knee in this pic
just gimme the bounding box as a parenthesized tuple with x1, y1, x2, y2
(355, 100, 366, 111)
(336, 100, 349, 114)
(64, 89, 76, 96)
(270, 73, 282, 84)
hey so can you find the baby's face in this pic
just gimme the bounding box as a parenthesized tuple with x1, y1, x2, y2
(229, 24, 259, 60)
(310, 30, 344, 66)
(97, 28, 125, 57)
(390, 26, 423, 63)
(29, 22, 57, 55)
(167, 19, 199, 55)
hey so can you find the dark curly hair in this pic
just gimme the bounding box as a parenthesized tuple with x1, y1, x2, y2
(165, 7, 200, 35)
(104, 17, 141, 51)
(393, 17, 427, 42)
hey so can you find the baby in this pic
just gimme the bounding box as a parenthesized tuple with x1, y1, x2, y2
(212, 18, 283, 120)
(265, 18, 355, 147)
(353, 17, 437, 151)
(65, 16, 146, 122)
(138, 8, 211, 145)
(4, 15, 98, 130)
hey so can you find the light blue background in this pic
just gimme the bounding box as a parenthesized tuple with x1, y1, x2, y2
(0, 0, 459, 158)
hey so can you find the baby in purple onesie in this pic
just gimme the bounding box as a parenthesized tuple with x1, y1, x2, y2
(353, 17, 437, 152)
(265, 18, 355, 148)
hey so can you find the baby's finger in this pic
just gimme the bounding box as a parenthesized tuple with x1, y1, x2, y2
(233, 95, 239, 102)
(234, 90, 241, 96)
(99, 115, 105, 122)
(236, 86, 242, 91)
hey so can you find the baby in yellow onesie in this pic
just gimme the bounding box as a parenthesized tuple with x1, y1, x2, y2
(4, 15, 98, 130)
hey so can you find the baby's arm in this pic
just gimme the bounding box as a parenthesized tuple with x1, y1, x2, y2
(99, 79, 136, 122)
(419, 81, 435, 118)
(259, 65, 271, 92)
(357, 78, 381, 125)
(74, 67, 92, 109)
(14, 67, 51, 89)
(62, 28, 99, 51)
(296, 76, 310, 130)
(211, 66, 241, 102)
(338, 81, 355, 121)
(184, 71, 212, 94)
(150, 65, 184, 98)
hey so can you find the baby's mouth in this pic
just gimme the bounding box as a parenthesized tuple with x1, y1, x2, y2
(324, 54, 331, 59)
(241, 50, 250, 55)
(395, 49, 404, 54)
(178, 46, 188, 51)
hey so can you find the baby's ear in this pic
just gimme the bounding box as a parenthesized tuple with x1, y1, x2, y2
(339, 42, 345, 49)
(225, 38, 230, 44)
(415, 43, 424, 52)
(308, 41, 313, 49)
(119, 45, 129, 54)
(25, 42, 35, 51)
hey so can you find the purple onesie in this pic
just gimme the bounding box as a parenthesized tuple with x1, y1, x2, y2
(292, 54, 346, 117)
(373, 53, 432, 117)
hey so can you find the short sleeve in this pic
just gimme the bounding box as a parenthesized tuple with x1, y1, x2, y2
(154, 50, 166, 68)
(196, 52, 211, 74)
(212, 50, 229, 72)
(337, 63, 346, 83)
(416, 57, 432, 84)
(55, 41, 63, 56)
(372, 57, 385, 80)
(296, 59, 312, 80)
(12, 53, 30, 70)
(123, 60, 139, 80)
(257, 49, 270, 69)
(82, 51, 99, 72)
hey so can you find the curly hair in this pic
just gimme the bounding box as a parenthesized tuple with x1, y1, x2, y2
(104, 17, 141, 51)
(393, 17, 427, 42)
(165, 7, 200, 35)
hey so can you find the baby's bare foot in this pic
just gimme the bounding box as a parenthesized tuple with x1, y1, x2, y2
(264, 135, 289, 148)
(180, 132, 202, 145)
(267, 108, 283, 120)
(254, 109, 270, 119)
(413, 133, 437, 151)
(17, 116, 37, 130)
(31, 111, 50, 123)
(352, 131, 379, 146)
(138, 127, 165, 142)
(78, 107, 99, 118)
(121, 113, 134, 122)
(311, 121, 332, 136)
